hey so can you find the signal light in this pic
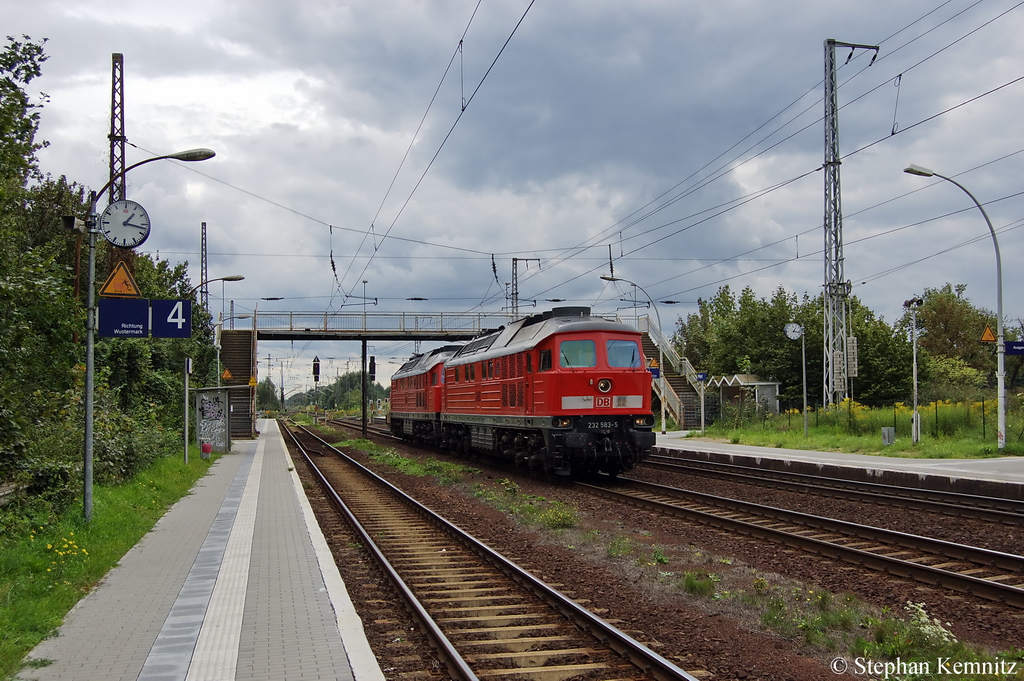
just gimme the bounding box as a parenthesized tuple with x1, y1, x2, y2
(369, 356, 376, 381)
(312, 356, 320, 382)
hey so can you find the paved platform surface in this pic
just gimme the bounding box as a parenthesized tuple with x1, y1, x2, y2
(655, 430, 1024, 487)
(21, 420, 384, 681)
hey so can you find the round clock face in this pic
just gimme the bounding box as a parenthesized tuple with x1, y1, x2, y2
(100, 199, 151, 248)
(784, 322, 804, 340)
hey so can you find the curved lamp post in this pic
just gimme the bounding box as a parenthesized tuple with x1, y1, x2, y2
(601, 275, 667, 435)
(83, 148, 215, 521)
(904, 164, 1004, 449)
(186, 273, 245, 298)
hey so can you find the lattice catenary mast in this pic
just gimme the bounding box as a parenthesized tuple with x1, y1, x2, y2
(822, 39, 876, 407)
(107, 53, 133, 275)
(108, 54, 126, 202)
(511, 257, 540, 318)
(201, 221, 209, 311)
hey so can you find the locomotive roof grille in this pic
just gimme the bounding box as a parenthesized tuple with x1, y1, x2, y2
(446, 307, 635, 366)
(391, 307, 638, 380)
(391, 345, 462, 380)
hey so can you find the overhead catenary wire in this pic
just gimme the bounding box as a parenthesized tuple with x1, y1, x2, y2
(512, 1, 1024, 300)
(339, 0, 537, 299)
(139, 2, 1024, 323)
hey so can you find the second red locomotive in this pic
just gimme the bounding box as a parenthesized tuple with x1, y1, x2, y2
(389, 307, 656, 475)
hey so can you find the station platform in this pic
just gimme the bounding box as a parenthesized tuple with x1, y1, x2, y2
(655, 431, 1024, 498)
(21, 419, 384, 681)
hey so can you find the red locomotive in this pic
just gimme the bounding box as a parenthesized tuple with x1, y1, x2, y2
(389, 307, 656, 475)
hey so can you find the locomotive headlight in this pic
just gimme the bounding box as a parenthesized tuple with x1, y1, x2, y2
(597, 378, 613, 393)
(634, 415, 654, 427)
(553, 417, 573, 428)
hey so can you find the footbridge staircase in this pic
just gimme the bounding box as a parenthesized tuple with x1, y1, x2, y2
(632, 315, 704, 429)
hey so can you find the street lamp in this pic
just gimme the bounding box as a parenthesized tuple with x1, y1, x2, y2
(904, 164, 1004, 449)
(83, 148, 215, 521)
(601, 275, 667, 435)
(903, 297, 923, 444)
(186, 274, 245, 298)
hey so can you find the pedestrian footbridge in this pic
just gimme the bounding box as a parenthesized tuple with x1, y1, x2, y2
(252, 311, 514, 341)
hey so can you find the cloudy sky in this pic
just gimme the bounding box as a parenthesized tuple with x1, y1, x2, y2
(5, 0, 1024, 392)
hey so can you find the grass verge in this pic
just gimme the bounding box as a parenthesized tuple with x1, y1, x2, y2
(0, 447, 218, 680)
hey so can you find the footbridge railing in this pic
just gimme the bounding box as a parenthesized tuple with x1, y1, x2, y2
(254, 311, 514, 341)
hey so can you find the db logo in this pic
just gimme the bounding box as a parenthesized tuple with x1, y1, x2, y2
(595, 396, 612, 408)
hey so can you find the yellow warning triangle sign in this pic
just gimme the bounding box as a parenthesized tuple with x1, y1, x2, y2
(981, 325, 997, 343)
(248, 376, 257, 387)
(222, 368, 233, 380)
(99, 262, 142, 298)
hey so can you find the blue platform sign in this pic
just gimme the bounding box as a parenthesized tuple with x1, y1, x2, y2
(98, 298, 150, 337)
(151, 299, 192, 338)
(1007, 341, 1024, 356)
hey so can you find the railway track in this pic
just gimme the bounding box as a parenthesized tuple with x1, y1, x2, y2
(283, 421, 700, 681)
(581, 477, 1024, 609)
(328, 416, 395, 439)
(311, 418, 1024, 607)
(644, 453, 1024, 524)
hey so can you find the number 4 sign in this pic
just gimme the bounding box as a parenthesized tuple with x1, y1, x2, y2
(151, 299, 193, 338)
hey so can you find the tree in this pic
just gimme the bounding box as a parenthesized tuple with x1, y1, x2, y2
(256, 377, 281, 411)
(0, 36, 81, 478)
(896, 283, 1014, 400)
(0, 35, 48, 207)
(912, 284, 996, 373)
(674, 285, 800, 382)
(673, 286, 913, 409)
(847, 298, 913, 405)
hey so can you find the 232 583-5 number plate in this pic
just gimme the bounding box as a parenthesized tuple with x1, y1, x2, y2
(586, 421, 617, 430)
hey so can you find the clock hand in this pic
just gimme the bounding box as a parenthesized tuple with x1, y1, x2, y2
(121, 212, 136, 226)
(124, 221, 147, 230)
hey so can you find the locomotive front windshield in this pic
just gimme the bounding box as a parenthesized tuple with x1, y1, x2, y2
(606, 339, 642, 368)
(559, 339, 596, 368)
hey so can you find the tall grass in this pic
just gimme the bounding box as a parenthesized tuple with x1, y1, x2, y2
(704, 399, 1024, 457)
(0, 447, 217, 680)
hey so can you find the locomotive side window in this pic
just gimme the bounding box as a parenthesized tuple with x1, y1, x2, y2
(539, 349, 552, 372)
(607, 339, 642, 368)
(559, 339, 596, 368)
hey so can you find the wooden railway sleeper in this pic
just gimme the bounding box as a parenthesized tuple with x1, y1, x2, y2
(285, 422, 701, 681)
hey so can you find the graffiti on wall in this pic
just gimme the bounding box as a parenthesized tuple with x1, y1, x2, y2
(197, 393, 228, 451)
